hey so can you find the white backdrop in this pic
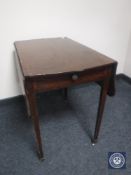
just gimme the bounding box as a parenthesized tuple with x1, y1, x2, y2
(124, 31, 131, 76)
(0, 0, 131, 99)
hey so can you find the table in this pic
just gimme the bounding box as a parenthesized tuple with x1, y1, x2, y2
(14, 37, 117, 160)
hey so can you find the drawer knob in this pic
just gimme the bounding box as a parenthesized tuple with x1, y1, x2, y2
(72, 74, 78, 81)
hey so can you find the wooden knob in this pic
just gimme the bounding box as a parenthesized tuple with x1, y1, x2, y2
(72, 74, 78, 81)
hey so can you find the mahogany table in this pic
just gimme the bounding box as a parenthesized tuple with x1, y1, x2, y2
(14, 37, 117, 160)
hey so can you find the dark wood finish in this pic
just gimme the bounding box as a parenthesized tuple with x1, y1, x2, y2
(28, 93, 44, 159)
(14, 37, 115, 78)
(14, 37, 117, 159)
(92, 78, 110, 144)
(25, 89, 31, 118)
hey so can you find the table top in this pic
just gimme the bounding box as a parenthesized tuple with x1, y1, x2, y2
(14, 37, 116, 78)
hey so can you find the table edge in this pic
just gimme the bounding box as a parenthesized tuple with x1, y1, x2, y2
(23, 62, 117, 81)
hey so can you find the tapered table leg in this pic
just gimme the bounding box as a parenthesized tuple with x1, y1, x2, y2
(27, 92, 44, 160)
(92, 78, 109, 144)
(25, 89, 31, 118)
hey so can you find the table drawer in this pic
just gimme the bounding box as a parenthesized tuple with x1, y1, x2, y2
(31, 66, 112, 93)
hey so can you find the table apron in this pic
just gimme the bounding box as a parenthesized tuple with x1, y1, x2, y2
(29, 69, 112, 93)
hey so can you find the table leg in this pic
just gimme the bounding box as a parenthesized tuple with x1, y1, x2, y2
(92, 78, 109, 144)
(25, 89, 31, 118)
(27, 92, 44, 160)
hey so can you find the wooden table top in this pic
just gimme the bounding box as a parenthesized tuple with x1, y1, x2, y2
(14, 37, 116, 78)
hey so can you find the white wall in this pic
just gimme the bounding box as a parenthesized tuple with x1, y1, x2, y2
(0, 0, 131, 99)
(124, 31, 131, 77)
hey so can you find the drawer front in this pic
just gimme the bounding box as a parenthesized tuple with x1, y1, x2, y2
(31, 67, 113, 93)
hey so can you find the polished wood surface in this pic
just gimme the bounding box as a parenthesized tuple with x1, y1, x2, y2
(14, 37, 117, 160)
(14, 37, 115, 78)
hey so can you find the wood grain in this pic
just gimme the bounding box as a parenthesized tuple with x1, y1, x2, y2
(14, 37, 116, 78)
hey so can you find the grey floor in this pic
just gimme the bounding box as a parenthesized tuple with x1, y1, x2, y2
(0, 78, 131, 175)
